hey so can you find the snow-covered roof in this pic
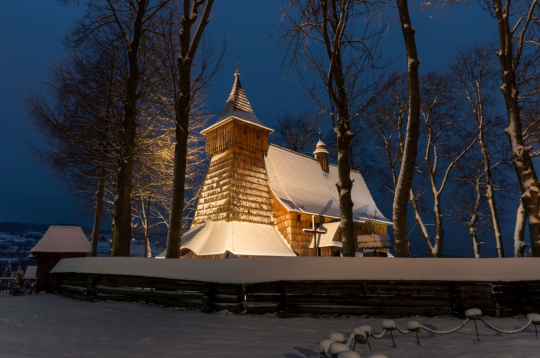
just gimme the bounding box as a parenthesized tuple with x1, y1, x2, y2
(178, 220, 296, 257)
(309, 222, 342, 248)
(265, 145, 391, 224)
(31, 226, 91, 254)
(358, 234, 391, 249)
(25, 266, 37, 278)
(202, 70, 273, 134)
(52, 257, 540, 284)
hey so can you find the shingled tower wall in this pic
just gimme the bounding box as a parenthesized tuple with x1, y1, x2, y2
(194, 70, 274, 225)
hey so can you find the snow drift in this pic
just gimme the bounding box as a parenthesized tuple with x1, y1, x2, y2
(51, 257, 540, 284)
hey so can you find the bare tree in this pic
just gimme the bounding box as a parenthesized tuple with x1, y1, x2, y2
(279, 0, 388, 256)
(272, 110, 320, 154)
(489, 0, 540, 256)
(28, 33, 125, 257)
(449, 44, 510, 257)
(164, 0, 220, 258)
(447, 157, 487, 258)
(392, 0, 422, 257)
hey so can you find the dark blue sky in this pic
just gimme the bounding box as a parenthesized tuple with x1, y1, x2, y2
(0, 1, 516, 255)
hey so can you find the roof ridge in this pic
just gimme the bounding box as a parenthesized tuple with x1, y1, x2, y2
(268, 143, 365, 175)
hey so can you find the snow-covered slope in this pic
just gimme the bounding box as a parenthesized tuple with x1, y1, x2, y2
(52, 257, 540, 284)
(1, 294, 539, 358)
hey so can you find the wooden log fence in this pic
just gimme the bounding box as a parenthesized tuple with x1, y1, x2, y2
(53, 272, 540, 318)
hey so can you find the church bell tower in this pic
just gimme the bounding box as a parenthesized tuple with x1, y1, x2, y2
(193, 69, 275, 225)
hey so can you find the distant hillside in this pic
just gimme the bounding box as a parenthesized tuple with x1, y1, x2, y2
(0, 222, 92, 236)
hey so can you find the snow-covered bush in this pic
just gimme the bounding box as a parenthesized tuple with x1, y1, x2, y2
(327, 332, 346, 343)
(337, 351, 360, 358)
(10, 267, 25, 296)
(319, 339, 334, 357)
(329, 343, 349, 358)
(3, 264, 12, 277)
(1, 264, 13, 292)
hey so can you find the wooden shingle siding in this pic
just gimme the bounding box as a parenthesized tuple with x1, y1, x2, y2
(271, 190, 388, 256)
(205, 119, 270, 157)
(194, 146, 274, 225)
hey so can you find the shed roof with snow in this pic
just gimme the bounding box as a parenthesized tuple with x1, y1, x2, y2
(31, 226, 91, 254)
(265, 145, 390, 224)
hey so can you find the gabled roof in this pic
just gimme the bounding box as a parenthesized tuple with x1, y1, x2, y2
(179, 220, 296, 257)
(31, 226, 91, 253)
(201, 70, 273, 134)
(265, 144, 391, 224)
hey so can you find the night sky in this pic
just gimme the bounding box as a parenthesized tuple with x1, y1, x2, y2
(0, 1, 521, 256)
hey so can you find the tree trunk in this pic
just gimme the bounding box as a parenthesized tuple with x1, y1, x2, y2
(410, 190, 436, 257)
(432, 193, 443, 257)
(145, 195, 152, 258)
(492, 0, 540, 256)
(336, 121, 356, 257)
(478, 121, 505, 257)
(392, 0, 421, 257)
(90, 165, 105, 257)
(514, 201, 528, 256)
(109, 218, 116, 257)
(166, 120, 189, 258)
(470, 226, 481, 259)
(112, 0, 147, 257)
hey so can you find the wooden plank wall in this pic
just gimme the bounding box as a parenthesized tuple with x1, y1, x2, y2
(56, 273, 244, 313)
(271, 191, 388, 257)
(205, 119, 269, 157)
(55, 272, 540, 318)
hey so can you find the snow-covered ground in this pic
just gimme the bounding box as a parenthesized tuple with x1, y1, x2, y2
(1, 294, 538, 357)
(52, 256, 540, 284)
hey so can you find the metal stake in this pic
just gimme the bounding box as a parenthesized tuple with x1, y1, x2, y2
(389, 330, 397, 348)
(473, 320, 480, 341)
(535, 325, 538, 339)
(367, 336, 372, 351)
(352, 341, 356, 351)
(415, 331, 420, 345)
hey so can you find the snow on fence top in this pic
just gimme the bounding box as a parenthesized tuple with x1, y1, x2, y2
(31, 226, 91, 253)
(51, 257, 540, 284)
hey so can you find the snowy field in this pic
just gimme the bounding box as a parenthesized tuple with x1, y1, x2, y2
(1, 294, 539, 357)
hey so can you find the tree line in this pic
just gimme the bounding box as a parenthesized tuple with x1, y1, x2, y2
(273, 0, 540, 257)
(29, 0, 219, 258)
(30, 0, 540, 258)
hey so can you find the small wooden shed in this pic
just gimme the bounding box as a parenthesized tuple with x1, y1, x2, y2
(31, 226, 90, 292)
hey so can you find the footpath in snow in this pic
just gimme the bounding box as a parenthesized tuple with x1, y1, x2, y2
(1, 294, 539, 357)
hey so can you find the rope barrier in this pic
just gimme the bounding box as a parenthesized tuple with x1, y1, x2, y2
(479, 318, 532, 335)
(419, 318, 470, 335)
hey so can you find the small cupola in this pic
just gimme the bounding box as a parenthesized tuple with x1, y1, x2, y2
(313, 132, 329, 173)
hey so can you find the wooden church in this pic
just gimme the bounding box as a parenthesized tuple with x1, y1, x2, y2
(175, 69, 391, 259)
